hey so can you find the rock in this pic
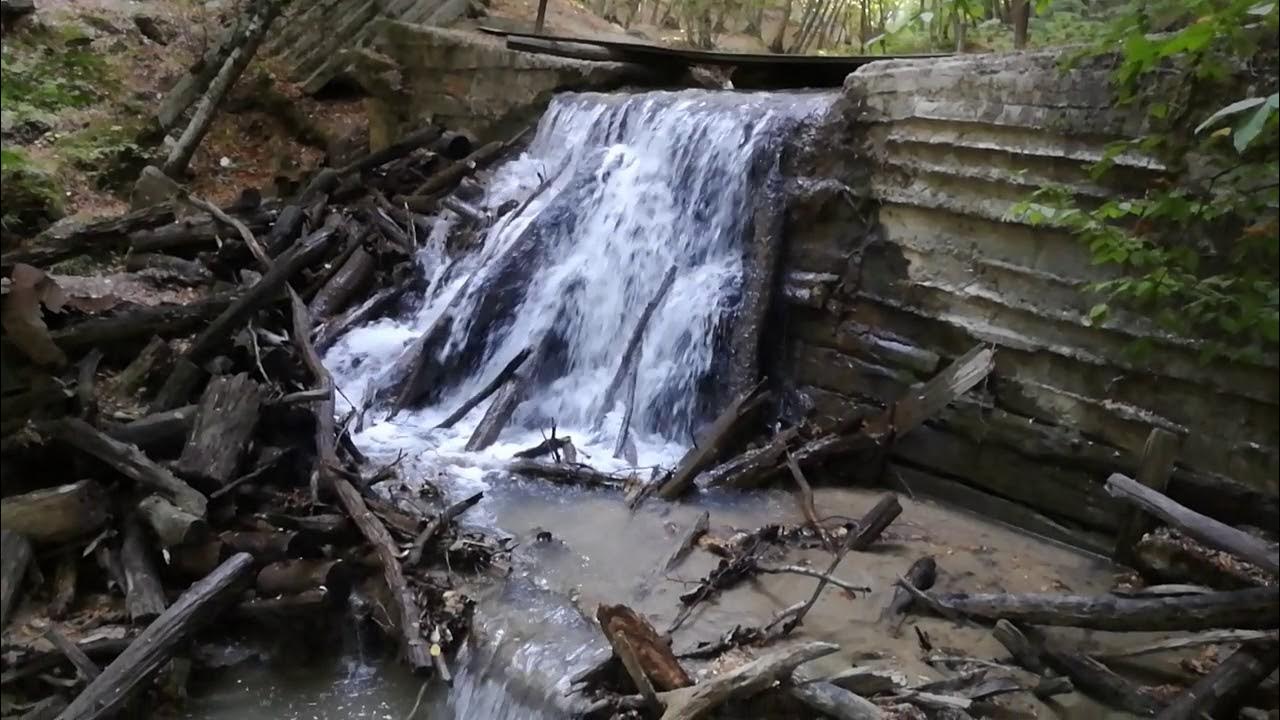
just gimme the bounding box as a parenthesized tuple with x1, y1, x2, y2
(0, 159, 65, 237)
(0, 0, 35, 25)
(133, 14, 169, 45)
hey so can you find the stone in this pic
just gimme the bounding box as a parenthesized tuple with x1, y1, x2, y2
(0, 160, 65, 237)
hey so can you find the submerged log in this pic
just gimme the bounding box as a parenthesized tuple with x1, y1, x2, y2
(1157, 642, 1279, 720)
(57, 553, 254, 720)
(435, 348, 531, 430)
(121, 519, 168, 623)
(314, 284, 405, 353)
(1, 530, 33, 629)
(0, 481, 108, 544)
(919, 587, 1278, 632)
(177, 372, 262, 487)
(657, 384, 770, 500)
(53, 418, 208, 517)
(663, 511, 710, 573)
(1106, 473, 1279, 575)
(596, 264, 678, 420)
(881, 555, 937, 630)
(993, 620, 1162, 715)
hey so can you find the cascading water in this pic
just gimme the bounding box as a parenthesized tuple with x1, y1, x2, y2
(316, 89, 833, 717)
(326, 90, 831, 465)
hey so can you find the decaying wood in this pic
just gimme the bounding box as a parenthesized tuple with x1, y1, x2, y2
(234, 588, 333, 623)
(993, 620, 1162, 716)
(112, 337, 174, 397)
(314, 284, 406, 352)
(49, 551, 78, 620)
(103, 405, 196, 453)
(309, 247, 374, 320)
(506, 459, 629, 488)
(657, 384, 769, 500)
(1093, 629, 1277, 659)
(177, 372, 262, 488)
(663, 511, 710, 573)
(125, 252, 213, 284)
(881, 556, 936, 632)
(406, 492, 484, 567)
(137, 495, 210, 547)
(656, 641, 838, 720)
(256, 559, 350, 597)
(785, 451, 830, 551)
(703, 427, 801, 489)
(403, 131, 525, 206)
(435, 348, 531, 430)
(150, 358, 205, 412)
(1133, 527, 1269, 590)
(51, 295, 233, 355)
(461, 331, 552, 451)
(44, 627, 101, 682)
(1, 206, 174, 270)
(916, 586, 1278, 631)
(286, 290, 338, 504)
(1, 530, 33, 629)
(331, 478, 433, 672)
(53, 418, 208, 517)
(1106, 473, 1279, 575)
(57, 553, 254, 720)
(598, 604, 692, 692)
(220, 530, 310, 562)
(1156, 642, 1279, 720)
(121, 519, 169, 623)
(787, 676, 884, 720)
(0, 481, 108, 544)
(168, 540, 226, 579)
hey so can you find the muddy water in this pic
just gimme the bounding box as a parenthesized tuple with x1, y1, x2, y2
(186, 475, 1137, 719)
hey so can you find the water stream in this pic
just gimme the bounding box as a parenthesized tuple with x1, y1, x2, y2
(184, 89, 1131, 719)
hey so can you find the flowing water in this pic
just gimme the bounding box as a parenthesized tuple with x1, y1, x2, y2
(185, 90, 1136, 719)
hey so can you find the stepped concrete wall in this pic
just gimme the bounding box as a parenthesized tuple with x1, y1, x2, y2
(776, 51, 1279, 551)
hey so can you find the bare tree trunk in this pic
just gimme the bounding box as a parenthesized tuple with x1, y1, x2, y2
(859, 0, 868, 50)
(768, 0, 794, 52)
(1012, 0, 1029, 47)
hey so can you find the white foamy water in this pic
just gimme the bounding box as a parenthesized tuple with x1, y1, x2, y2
(324, 90, 830, 472)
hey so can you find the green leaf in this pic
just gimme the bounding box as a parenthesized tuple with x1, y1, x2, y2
(1087, 303, 1109, 325)
(1232, 94, 1279, 153)
(1195, 96, 1269, 134)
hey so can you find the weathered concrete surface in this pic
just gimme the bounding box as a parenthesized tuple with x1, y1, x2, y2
(349, 23, 665, 142)
(776, 51, 1279, 542)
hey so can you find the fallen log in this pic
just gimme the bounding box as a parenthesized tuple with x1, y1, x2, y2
(405, 491, 484, 567)
(177, 372, 261, 488)
(663, 511, 710, 573)
(168, 540, 226, 579)
(183, 219, 339, 364)
(1156, 642, 1279, 720)
(595, 264, 678, 421)
(56, 553, 254, 720)
(1106, 473, 1279, 575)
(917, 586, 1279, 631)
(121, 519, 168, 622)
(103, 405, 196, 453)
(126, 210, 277, 253)
(0, 481, 109, 544)
(220, 530, 312, 562)
(44, 627, 101, 682)
(330, 477, 433, 672)
(993, 620, 1162, 715)
(434, 348, 531, 430)
(287, 290, 337, 505)
(1, 530, 33, 629)
(598, 604, 692, 692)
(657, 384, 769, 500)
(256, 559, 350, 597)
(49, 551, 78, 619)
(160, 0, 283, 178)
(124, 252, 213, 284)
(881, 555, 936, 635)
(1, 206, 175, 270)
(150, 358, 205, 412)
(234, 588, 333, 622)
(137, 495, 209, 547)
(402, 131, 525, 208)
(112, 337, 174, 397)
(264, 204, 306, 256)
(657, 641, 838, 720)
(50, 295, 234, 355)
(53, 417, 208, 517)
(505, 459, 629, 489)
(787, 677, 883, 720)
(308, 246, 374, 320)
(703, 427, 801, 489)
(1094, 629, 1277, 659)
(1134, 527, 1267, 590)
(314, 284, 406, 353)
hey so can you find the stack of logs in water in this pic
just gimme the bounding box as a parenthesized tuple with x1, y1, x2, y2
(2, 29, 1279, 720)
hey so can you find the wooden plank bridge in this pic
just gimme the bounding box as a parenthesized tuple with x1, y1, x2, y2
(479, 26, 948, 88)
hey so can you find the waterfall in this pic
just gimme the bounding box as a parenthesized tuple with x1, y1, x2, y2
(325, 89, 831, 465)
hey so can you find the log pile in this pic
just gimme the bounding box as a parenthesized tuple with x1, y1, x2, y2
(0, 116, 524, 715)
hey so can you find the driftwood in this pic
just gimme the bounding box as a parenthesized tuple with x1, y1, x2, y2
(1106, 473, 1279, 575)
(256, 559, 350, 596)
(330, 477, 433, 672)
(137, 495, 209, 547)
(287, 290, 338, 504)
(1, 530, 33, 629)
(916, 586, 1280, 631)
(993, 620, 1162, 715)
(663, 511, 710, 573)
(657, 384, 769, 500)
(406, 492, 484, 567)
(434, 348, 531, 430)
(595, 264, 678, 420)
(657, 641, 838, 720)
(177, 372, 261, 487)
(57, 553, 254, 720)
(785, 451, 830, 550)
(506, 459, 629, 489)
(787, 677, 883, 720)
(121, 519, 168, 622)
(0, 481, 108, 544)
(598, 604, 692, 692)
(53, 418, 208, 517)
(1157, 642, 1279, 720)
(880, 556, 937, 632)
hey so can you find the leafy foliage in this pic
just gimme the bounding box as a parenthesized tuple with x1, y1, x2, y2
(0, 24, 115, 126)
(1013, 0, 1279, 361)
